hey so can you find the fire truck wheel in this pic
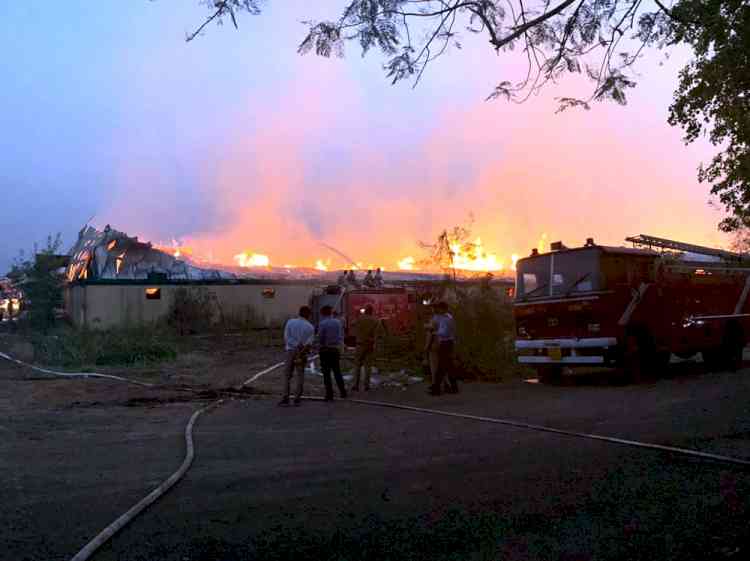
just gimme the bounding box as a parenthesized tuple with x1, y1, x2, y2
(701, 349, 723, 372)
(536, 366, 563, 385)
(722, 326, 745, 372)
(653, 351, 671, 374)
(622, 332, 654, 384)
(703, 327, 745, 373)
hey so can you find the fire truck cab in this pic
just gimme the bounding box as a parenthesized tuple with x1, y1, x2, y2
(514, 235, 750, 382)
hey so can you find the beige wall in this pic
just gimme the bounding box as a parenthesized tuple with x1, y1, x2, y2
(65, 283, 315, 329)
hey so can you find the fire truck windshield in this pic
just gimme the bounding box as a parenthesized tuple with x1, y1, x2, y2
(516, 249, 600, 300)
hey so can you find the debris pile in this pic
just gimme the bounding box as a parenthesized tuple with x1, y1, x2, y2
(66, 225, 236, 282)
(306, 361, 423, 389)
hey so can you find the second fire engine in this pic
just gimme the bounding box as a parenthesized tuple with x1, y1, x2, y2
(514, 235, 750, 382)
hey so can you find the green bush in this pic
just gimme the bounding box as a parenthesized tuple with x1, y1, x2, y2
(216, 303, 265, 333)
(450, 284, 520, 382)
(377, 331, 422, 373)
(352, 283, 521, 382)
(8, 234, 65, 333)
(32, 326, 177, 368)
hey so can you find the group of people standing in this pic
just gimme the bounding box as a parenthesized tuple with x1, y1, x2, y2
(278, 300, 457, 406)
(279, 304, 382, 406)
(338, 268, 384, 288)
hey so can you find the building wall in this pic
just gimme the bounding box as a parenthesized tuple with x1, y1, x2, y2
(64, 277, 516, 330)
(65, 283, 316, 329)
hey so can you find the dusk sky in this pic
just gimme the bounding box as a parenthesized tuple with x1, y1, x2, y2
(0, 1, 728, 274)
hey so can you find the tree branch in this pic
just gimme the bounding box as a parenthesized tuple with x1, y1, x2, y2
(186, 5, 224, 42)
(492, 0, 577, 49)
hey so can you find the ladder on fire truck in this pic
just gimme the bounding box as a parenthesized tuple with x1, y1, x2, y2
(625, 234, 746, 263)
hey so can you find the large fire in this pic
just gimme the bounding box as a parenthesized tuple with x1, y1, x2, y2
(163, 233, 549, 275)
(450, 238, 502, 271)
(395, 237, 534, 273)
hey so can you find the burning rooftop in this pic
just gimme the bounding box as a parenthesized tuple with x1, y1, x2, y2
(64, 224, 524, 284)
(66, 225, 236, 283)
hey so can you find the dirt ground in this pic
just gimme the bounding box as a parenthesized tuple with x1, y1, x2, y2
(2, 333, 750, 561)
(0, 329, 424, 399)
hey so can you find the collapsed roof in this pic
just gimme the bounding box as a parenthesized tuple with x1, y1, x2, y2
(64, 225, 514, 284)
(66, 225, 236, 282)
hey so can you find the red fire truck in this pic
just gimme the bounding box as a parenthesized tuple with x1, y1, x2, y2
(310, 285, 418, 346)
(514, 235, 750, 382)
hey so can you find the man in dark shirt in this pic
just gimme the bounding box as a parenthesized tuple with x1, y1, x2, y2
(317, 305, 347, 401)
(429, 301, 458, 395)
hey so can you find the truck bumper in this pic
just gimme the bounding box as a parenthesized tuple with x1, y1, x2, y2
(515, 337, 618, 365)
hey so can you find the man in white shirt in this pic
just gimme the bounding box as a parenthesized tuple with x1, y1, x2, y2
(280, 306, 315, 406)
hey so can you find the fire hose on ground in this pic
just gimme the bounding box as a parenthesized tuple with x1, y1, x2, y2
(0, 351, 294, 561)
(0, 351, 154, 387)
(1, 351, 750, 561)
(69, 399, 225, 561)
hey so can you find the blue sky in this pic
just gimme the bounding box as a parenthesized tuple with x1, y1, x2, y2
(0, 1, 727, 272)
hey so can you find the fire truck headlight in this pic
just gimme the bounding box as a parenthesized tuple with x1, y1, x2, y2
(587, 323, 600, 333)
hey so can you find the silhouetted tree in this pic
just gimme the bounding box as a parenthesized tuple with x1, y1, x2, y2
(8, 234, 64, 332)
(419, 218, 475, 282)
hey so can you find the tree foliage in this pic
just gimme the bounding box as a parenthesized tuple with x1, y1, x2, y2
(190, 1, 750, 231)
(666, 1, 750, 233)
(418, 215, 497, 281)
(8, 234, 65, 332)
(418, 220, 473, 279)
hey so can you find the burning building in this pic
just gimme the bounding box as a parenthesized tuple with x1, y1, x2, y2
(64, 225, 320, 329)
(63, 224, 514, 330)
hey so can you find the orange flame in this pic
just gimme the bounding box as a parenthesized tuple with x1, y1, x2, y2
(161, 231, 549, 275)
(398, 256, 416, 271)
(449, 238, 503, 271)
(537, 233, 548, 254)
(234, 252, 270, 268)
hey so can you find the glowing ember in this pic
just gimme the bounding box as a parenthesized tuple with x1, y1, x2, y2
(234, 252, 270, 268)
(115, 252, 126, 274)
(398, 256, 416, 271)
(154, 239, 193, 260)
(315, 259, 330, 271)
